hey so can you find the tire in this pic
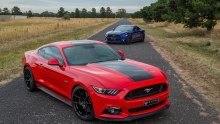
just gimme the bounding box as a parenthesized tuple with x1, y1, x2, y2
(72, 86, 95, 121)
(106, 41, 111, 44)
(140, 34, 145, 42)
(127, 35, 132, 44)
(24, 66, 37, 92)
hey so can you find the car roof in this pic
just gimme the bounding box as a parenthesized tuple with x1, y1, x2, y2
(40, 40, 105, 49)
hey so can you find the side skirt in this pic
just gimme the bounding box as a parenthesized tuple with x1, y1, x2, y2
(36, 82, 72, 107)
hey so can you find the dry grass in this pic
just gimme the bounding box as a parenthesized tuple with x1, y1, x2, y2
(0, 18, 115, 42)
(0, 18, 119, 83)
(129, 18, 220, 116)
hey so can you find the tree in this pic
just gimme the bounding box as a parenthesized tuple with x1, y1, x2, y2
(116, 9, 126, 18)
(63, 13, 70, 20)
(106, 7, 113, 18)
(11, 6, 22, 15)
(58, 7, 65, 17)
(41, 11, 50, 17)
(33, 13, 40, 17)
(27, 10, 32, 18)
(70, 12, 75, 18)
(216, 2, 220, 19)
(141, 0, 219, 31)
(81, 8, 87, 18)
(131, 11, 142, 18)
(2, 8, 10, 15)
(100, 7, 106, 18)
(141, 6, 153, 22)
(184, 0, 218, 31)
(75, 8, 80, 18)
(91, 8, 97, 18)
(41, 11, 56, 17)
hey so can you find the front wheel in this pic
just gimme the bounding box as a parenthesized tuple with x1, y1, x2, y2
(72, 86, 95, 121)
(127, 35, 132, 44)
(140, 34, 145, 42)
(24, 66, 37, 92)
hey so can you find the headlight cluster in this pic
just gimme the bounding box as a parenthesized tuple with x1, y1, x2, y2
(122, 34, 129, 37)
(92, 86, 120, 95)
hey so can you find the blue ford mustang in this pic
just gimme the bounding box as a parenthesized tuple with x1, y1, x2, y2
(105, 25, 145, 44)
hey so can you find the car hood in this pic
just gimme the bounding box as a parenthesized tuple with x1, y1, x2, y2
(106, 31, 130, 35)
(70, 59, 166, 89)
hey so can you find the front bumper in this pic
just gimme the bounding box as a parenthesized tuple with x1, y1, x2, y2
(97, 105, 169, 121)
(89, 80, 170, 121)
(105, 36, 128, 43)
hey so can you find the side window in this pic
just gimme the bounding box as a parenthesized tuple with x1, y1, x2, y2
(133, 27, 136, 31)
(133, 27, 138, 31)
(38, 47, 47, 59)
(134, 27, 140, 31)
(38, 46, 64, 65)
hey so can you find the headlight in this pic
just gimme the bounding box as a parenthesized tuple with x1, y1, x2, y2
(122, 34, 128, 37)
(105, 34, 108, 37)
(92, 86, 120, 95)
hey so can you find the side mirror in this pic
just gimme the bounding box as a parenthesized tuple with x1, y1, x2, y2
(118, 50, 124, 57)
(48, 58, 60, 66)
(112, 28, 115, 31)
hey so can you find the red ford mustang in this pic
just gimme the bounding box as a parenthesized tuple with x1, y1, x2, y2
(22, 40, 169, 121)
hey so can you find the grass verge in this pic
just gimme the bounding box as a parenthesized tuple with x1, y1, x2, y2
(129, 19, 220, 116)
(0, 18, 119, 84)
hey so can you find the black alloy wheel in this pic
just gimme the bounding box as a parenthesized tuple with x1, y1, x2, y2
(72, 86, 95, 121)
(24, 66, 37, 92)
(127, 35, 133, 44)
(140, 34, 145, 42)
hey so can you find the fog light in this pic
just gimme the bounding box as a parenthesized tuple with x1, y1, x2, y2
(103, 107, 122, 115)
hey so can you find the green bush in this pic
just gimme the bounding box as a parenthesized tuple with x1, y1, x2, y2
(63, 13, 70, 20)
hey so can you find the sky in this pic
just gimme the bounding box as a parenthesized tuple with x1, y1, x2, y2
(0, 0, 157, 13)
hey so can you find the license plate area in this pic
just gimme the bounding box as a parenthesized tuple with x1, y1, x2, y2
(111, 38, 116, 40)
(143, 98, 158, 106)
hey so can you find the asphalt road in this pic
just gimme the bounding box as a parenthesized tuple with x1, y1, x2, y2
(0, 19, 219, 124)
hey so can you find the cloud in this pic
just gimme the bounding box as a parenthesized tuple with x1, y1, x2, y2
(0, 0, 157, 13)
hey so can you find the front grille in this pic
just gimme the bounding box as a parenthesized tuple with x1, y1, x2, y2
(108, 34, 121, 38)
(108, 39, 121, 41)
(127, 100, 165, 113)
(124, 83, 167, 100)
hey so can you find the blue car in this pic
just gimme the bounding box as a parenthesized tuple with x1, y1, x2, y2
(105, 25, 145, 44)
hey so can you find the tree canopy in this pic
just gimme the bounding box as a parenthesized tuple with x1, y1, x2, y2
(11, 6, 22, 15)
(141, 0, 220, 31)
(0, 6, 132, 19)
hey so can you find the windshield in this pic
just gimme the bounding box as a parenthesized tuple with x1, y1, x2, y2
(114, 26, 133, 32)
(63, 44, 122, 65)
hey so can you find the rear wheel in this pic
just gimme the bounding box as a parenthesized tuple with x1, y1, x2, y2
(24, 66, 37, 92)
(72, 86, 95, 121)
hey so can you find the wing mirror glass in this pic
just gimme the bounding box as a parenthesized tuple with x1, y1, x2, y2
(48, 58, 61, 66)
(118, 50, 124, 57)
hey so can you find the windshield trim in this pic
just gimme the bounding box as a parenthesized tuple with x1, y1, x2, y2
(114, 26, 134, 32)
(62, 44, 124, 66)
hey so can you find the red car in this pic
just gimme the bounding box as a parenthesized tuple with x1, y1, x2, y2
(22, 40, 169, 121)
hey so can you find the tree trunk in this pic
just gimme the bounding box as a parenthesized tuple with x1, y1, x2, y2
(207, 26, 213, 31)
